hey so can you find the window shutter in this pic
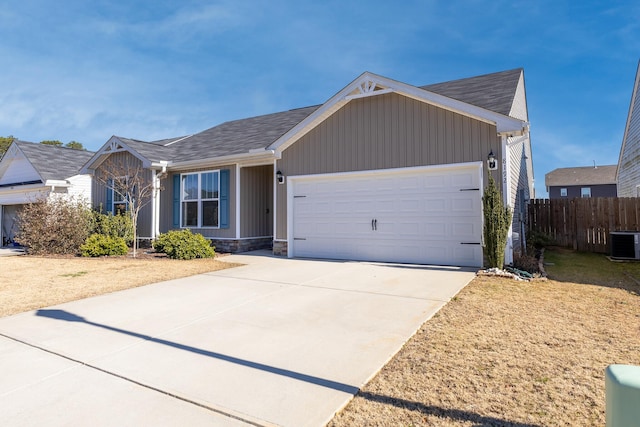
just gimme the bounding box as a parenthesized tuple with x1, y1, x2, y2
(172, 174, 181, 228)
(220, 169, 230, 229)
(106, 179, 113, 214)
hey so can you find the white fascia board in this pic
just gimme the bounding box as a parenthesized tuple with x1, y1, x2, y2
(168, 150, 276, 171)
(80, 136, 152, 174)
(0, 185, 48, 204)
(269, 71, 528, 156)
(44, 180, 70, 188)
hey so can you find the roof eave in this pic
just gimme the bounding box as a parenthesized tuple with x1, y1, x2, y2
(168, 150, 276, 170)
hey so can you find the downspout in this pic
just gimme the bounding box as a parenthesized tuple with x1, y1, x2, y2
(151, 163, 167, 240)
(500, 133, 514, 265)
(272, 159, 278, 244)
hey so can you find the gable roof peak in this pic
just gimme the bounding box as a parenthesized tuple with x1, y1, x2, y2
(421, 68, 524, 116)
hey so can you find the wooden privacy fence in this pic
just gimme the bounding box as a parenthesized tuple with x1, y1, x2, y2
(527, 198, 640, 253)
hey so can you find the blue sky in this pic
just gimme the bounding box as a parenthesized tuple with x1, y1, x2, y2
(1, 1, 639, 197)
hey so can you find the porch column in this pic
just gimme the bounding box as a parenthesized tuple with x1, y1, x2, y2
(151, 170, 160, 239)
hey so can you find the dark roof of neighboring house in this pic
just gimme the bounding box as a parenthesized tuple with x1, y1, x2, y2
(16, 140, 95, 181)
(545, 165, 618, 187)
(112, 69, 522, 164)
(421, 68, 523, 117)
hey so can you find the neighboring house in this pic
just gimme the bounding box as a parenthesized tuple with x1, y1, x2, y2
(618, 60, 640, 197)
(0, 141, 94, 246)
(82, 69, 533, 267)
(545, 165, 618, 199)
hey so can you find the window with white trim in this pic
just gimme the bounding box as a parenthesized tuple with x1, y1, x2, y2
(581, 187, 591, 198)
(112, 178, 129, 214)
(560, 188, 567, 197)
(181, 171, 220, 228)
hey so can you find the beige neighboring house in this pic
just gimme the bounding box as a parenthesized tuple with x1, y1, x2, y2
(618, 60, 640, 197)
(82, 69, 533, 267)
(0, 141, 94, 246)
(545, 165, 618, 199)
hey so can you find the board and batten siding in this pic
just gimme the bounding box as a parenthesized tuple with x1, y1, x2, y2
(618, 69, 640, 197)
(240, 165, 273, 238)
(275, 92, 501, 240)
(92, 152, 154, 238)
(159, 164, 237, 238)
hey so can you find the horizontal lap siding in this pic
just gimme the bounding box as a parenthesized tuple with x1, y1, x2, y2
(619, 78, 640, 197)
(276, 92, 499, 240)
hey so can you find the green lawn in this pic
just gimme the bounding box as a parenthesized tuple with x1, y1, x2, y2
(544, 246, 640, 293)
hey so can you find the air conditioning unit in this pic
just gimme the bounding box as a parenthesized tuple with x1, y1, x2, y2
(610, 232, 640, 260)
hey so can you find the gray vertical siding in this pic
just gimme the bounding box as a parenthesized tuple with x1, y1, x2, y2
(240, 165, 273, 238)
(619, 73, 640, 197)
(275, 92, 501, 240)
(92, 152, 153, 238)
(159, 164, 237, 238)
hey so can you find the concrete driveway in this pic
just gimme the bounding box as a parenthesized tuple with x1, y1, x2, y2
(0, 251, 476, 427)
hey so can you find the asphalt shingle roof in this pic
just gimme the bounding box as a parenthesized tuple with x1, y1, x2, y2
(167, 106, 319, 163)
(421, 68, 523, 116)
(545, 165, 618, 187)
(115, 69, 522, 164)
(116, 137, 178, 163)
(16, 141, 95, 181)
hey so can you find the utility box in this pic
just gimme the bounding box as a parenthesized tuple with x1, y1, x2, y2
(606, 364, 640, 427)
(610, 232, 640, 260)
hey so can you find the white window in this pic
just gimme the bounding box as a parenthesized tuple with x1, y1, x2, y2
(560, 188, 567, 197)
(111, 177, 129, 214)
(581, 187, 591, 198)
(181, 171, 219, 228)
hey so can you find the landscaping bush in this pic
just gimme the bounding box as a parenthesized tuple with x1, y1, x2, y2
(16, 196, 93, 255)
(92, 210, 134, 245)
(80, 234, 128, 257)
(153, 229, 215, 260)
(512, 253, 540, 274)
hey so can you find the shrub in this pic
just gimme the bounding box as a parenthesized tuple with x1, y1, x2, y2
(526, 229, 554, 250)
(80, 234, 128, 257)
(512, 253, 540, 274)
(482, 175, 512, 269)
(153, 229, 215, 260)
(16, 196, 93, 255)
(92, 210, 134, 245)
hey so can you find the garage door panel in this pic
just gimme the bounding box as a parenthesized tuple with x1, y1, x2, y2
(291, 165, 482, 267)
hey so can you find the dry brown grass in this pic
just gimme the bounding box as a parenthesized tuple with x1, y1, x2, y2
(329, 256, 640, 426)
(0, 254, 239, 318)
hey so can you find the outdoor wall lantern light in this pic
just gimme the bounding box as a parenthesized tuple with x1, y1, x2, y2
(487, 150, 498, 171)
(276, 170, 285, 184)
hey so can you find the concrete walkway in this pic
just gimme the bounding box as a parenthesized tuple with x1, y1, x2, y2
(0, 246, 25, 256)
(0, 252, 476, 426)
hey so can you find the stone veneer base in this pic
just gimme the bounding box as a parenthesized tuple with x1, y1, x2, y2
(209, 237, 273, 254)
(272, 240, 288, 257)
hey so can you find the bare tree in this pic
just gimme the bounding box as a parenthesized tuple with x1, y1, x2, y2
(93, 157, 165, 257)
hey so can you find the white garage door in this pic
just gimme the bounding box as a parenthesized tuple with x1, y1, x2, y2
(289, 164, 483, 267)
